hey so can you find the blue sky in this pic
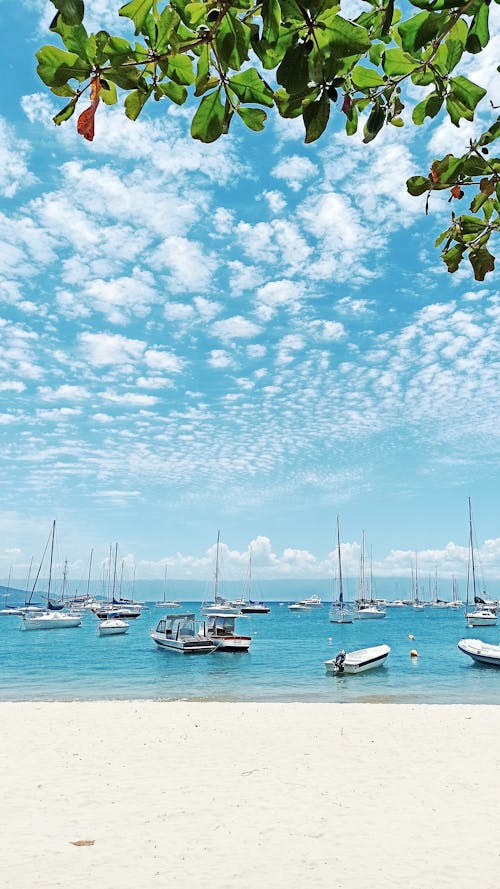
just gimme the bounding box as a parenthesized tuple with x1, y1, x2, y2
(1, 0, 500, 588)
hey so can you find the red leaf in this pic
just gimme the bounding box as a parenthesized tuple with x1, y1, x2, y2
(77, 105, 96, 141)
(450, 184, 464, 199)
(76, 76, 101, 142)
(430, 165, 439, 184)
(341, 95, 351, 113)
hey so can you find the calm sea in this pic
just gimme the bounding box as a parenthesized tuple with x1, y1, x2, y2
(1, 603, 500, 703)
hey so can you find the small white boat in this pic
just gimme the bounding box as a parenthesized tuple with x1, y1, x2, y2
(98, 613, 129, 636)
(288, 602, 311, 611)
(151, 613, 217, 654)
(202, 612, 251, 651)
(465, 608, 497, 627)
(458, 638, 500, 666)
(239, 600, 270, 613)
(20, 611, 83, 631)
(324, 644, 391, 674)
(329, 605, 353, 624)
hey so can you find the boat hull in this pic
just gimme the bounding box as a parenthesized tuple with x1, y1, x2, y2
(325, 645, 390, 675)
(98, 620, 129, 636)
(458, 639, 500, 665)
(240, 605, 270, 614)
(20, 613, 82, 630)
(151, 632, 216, 653)
(212, 636, 251, 651)
(356, 609, 386, 620)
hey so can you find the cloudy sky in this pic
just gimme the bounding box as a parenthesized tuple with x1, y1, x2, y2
(1, 0, 500, 588)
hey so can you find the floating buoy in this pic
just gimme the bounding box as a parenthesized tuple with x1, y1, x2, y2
(410, 649, 419, 658)
(408, 634, 415, 640)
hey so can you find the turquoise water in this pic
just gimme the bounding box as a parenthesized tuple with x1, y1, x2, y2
(1, 603, 500, 703)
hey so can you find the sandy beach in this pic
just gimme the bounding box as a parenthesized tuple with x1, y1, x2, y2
(1, 701, 499, 889)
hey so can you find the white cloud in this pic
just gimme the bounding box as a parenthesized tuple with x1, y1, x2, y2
(271, 155, 318, 191)
(79, 332, 145, 367)
(211, 316, 262, 341)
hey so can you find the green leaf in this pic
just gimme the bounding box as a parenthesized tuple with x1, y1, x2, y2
(276, 44, 310, 94)
(470, 246, 495, 281)
(228, 68, 274, 107)
(119, 0, 153, 35)
(407, 175, 431, 196)
(53, 97, 78, 124)
(36, 44, 90, 87)
(164, 54, 195, 85)
(236, 106, 268, 131)
(382, 47, 419, 77)
(448, 76, 486, 113)
(261, 0, 281, 44)
(466, 4, 490, 54)
(459, 215, 486, 235)
(412, 92, 443, 124)
(124, 86, 152, 120)
(100, 80, 118, 106)
(442, 243, 465, 273)
(215, 11, 250, 70)
(445, 94, 473, 127)
(155, 6, 181, 52)
(303, 92, 330, 143)
(351, 66, 385, 89)
(398, 11, 445, 54)
(183, 2, 207, 28)
(316, 13, 371, 59)
(363, 103, 385, 143)
(431, 153, 464, 185)
(191, 89, 225, 142)
(344, 102, 358, 136)
(159, 81, 187, 105)
(51, 0, 84, 25)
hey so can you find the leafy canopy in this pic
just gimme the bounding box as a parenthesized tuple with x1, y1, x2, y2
(37, 0, 500, 280)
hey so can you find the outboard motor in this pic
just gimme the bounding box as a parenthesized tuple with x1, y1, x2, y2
(334, 650, 347, 673)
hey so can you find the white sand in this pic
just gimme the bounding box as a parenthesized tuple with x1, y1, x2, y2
(1, 702, 499, 889)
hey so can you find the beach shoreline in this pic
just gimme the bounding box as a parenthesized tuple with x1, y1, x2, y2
(2, 701, 499, 888)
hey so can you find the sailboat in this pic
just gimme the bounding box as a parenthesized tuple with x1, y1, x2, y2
(155, 563, 180, 608)
(20, 522, 82, 630)
(0, 568, 24, 615)
(236, 547, 270, 613)
(201, 531, 239, 615)
(412, 553, 424, 609)
(464, 498, 496, 627)
(329, 517, 352, 624)
(93, 545, 142, 618)
(355, 531, 386, 620)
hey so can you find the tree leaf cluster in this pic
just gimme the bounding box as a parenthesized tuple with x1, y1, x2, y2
(36, 0, 499, 278)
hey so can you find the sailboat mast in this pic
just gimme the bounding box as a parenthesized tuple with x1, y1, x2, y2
(415, 551, 419, 604)
(163, 563, 168, 603)
(214, 530, 220, 603)
(468, 497, 477, 602)
(111, 543, 118, 601)
(86, 549, 93, 599)
(47, 520, 56, 604)
(337, 517, 344, 605)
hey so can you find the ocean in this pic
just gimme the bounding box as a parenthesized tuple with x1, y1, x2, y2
(2, 601, 500, 703)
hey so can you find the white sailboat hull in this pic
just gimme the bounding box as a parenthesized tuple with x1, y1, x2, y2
(20, 612, 82, 630)
(356, 608, 386, 620)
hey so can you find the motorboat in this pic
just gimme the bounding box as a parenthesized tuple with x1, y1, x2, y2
(151, 613, 217, 653)
(458, 638, 500, 666)
(98, 613, 129, 636)
(202, 612, 251, 651)
(299, 595, 322, 607)
(288, 602, 311, 611)
(465, 608, 497, 627)
(324, 644, 391, 674)
(20, 611, 83, 630)
(239, 600, 270, 614)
